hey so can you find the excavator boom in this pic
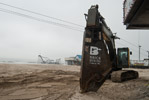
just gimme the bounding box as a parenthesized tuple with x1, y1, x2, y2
(80, 5, 117, 92)
(80, 5, 139, 93)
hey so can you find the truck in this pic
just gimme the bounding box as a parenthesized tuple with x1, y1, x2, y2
(80, 5, 138, 93)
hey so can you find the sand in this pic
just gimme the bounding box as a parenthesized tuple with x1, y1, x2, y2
(0, 64, 148, 100)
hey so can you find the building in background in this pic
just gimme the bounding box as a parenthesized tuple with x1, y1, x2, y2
(65, 55, 82, 65)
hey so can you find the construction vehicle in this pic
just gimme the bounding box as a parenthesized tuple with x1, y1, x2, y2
(80, 5, 139, 93)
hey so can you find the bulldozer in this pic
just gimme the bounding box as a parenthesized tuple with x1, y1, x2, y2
(80, 5, 139, 93)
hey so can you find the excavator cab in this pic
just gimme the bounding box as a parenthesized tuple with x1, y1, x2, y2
(111, 48, 138, 82)
(117, 48, 130, 68)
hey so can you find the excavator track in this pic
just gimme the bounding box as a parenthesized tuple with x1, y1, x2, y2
(111, 70, 139, 82)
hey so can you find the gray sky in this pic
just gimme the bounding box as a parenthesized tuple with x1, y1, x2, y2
(0, 0, 149, 61)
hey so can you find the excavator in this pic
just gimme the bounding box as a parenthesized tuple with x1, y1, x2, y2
(80, 5, 139, 93)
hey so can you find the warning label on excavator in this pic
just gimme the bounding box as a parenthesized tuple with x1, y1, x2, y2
(90, 46, 101, 64)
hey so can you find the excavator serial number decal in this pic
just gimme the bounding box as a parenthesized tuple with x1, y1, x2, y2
(90, 46, 101, 64)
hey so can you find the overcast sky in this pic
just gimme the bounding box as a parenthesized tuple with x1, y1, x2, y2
(0, 0, 149, 61)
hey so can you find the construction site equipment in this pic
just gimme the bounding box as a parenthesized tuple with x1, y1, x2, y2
(80, 5, 139, 93)
(123, 0, 149, 29)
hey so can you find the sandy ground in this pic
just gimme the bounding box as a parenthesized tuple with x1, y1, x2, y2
(0, 64, 148, 100)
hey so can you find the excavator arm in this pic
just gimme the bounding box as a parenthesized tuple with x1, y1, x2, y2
(80, 5, 118, 92)
(80, 5, 139, 92)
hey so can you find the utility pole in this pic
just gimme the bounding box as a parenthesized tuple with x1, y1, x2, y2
(147, 51, 149, 66)
(139, 45, 141, 61)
